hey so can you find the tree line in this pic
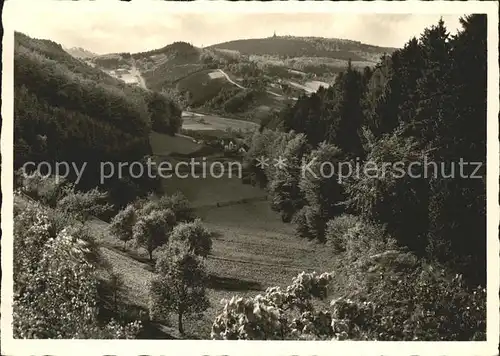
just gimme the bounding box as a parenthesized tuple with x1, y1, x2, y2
(246, 15, 486, 286)
(14, 173, 213, 337)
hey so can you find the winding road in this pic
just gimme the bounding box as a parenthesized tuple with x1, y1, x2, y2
(217, 69, 245, 89)
(217, 69, 292, 99)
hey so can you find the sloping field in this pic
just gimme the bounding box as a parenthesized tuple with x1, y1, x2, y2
(149, 131, 201, 156)
(143, 63, 205, 91)
(305, 80, 330, 91)
(149, 131, 265, 207)
(177, 70, 240, 106)
(182, 112, 259, 132)
(89, 200, 335, 338)
(158, 173, 267, 208)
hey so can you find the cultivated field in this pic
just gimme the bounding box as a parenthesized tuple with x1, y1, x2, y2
(177, 70, 239, 106)
(181, 111, 259, 132)
(149, 131, 201, 156)
(149, 130, 265, 208)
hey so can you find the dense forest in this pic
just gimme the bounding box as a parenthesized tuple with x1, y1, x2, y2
(248, 15, 486, 285)
(14, 32, 182, 208)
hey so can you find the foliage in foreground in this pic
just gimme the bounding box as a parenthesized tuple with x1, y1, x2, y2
(244, 15, 487, 285)
(211, 269, 485, 341)
(13, 195, 141, 339)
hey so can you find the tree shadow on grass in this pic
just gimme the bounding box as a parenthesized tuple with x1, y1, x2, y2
(97, 279, 177, 339)
(206, 274, 263, 292)
(101, 242, 155, 271)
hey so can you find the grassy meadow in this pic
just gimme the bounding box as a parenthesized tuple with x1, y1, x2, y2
(91, 199, 339, 339)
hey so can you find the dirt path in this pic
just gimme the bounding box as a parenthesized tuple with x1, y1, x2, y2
(130, 59, 148, 90)
(217, 69, 287, 100)
(217, 69, 245, 89)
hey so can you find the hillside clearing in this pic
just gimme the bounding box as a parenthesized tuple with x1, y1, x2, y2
(181, 112, 259, 132)
(155, 173, 267, 208)
(305, 80, 330, 91)
(208, 71, 225, 79)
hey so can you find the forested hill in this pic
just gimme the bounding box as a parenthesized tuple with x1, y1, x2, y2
(209, 36, 396, 62)
(14, 32, 182, 207)
(247, 15, 487, 285)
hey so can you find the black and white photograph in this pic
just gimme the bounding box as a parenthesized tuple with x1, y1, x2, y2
(1, 1, 499, 355)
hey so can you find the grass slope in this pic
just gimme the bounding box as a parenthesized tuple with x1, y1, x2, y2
(90, 201, 337, 339)
(86, 128, 340, 338)
(176, 70, 239, 106)
(149, 131, 266, 208)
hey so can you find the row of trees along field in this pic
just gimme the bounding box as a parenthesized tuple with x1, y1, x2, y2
(234, 15, 487, 340)
(14, 32, 182, 209)
(14, 173, 214, 337)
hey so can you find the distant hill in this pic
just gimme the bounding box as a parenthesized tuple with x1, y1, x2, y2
(88, 36, 396, 122)
(65, 46, 98, 59)
(209, 36, 396, 62)
(132, 41, 201, 60)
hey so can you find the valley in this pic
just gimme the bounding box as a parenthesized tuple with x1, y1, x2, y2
(12, 12, 489, 344)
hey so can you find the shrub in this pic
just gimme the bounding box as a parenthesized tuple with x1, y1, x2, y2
(157, 192, 195, 222)
(293, 205, 326, 241)
(56, 187, 113, 221)
(211, 271, 333, 340)
(19, 173, 73, 207)
(137, 192, 195, 223)
(292, 207, 310, 238)
(341, 219, 392, 263)
(133, 208, 176, 260)
(325, 214, 359, 253)
(331, 270, 486, 341)
(169, 219, 213, 257)
(13, 195, 145, 340)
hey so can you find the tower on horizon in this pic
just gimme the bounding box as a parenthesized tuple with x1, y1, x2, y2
(273, 30, 276, 38)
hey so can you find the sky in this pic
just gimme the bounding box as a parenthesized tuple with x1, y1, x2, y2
(7, 2, 466, 55)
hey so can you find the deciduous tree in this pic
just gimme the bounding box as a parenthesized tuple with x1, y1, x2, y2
(149, 241, 209, 334)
